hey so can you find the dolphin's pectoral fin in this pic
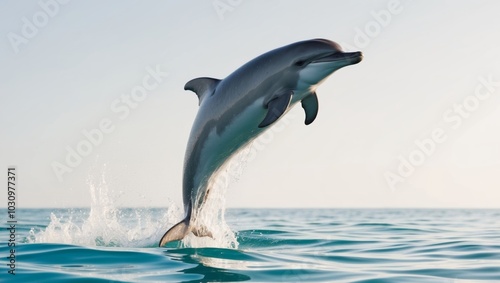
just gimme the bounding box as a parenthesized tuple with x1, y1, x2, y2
(158, 218, 191, 247)
(258, 91, 293, 128)
(301, 92, 319, 125)
(184, 77, 221, 105)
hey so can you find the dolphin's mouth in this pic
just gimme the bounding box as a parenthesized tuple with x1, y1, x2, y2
(312, 51, 363, 64)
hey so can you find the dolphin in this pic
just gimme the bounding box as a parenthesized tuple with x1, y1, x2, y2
(159, 39, 362, 246)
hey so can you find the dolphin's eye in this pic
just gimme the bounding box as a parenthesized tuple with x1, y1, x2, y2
(295, 60, 305, 67)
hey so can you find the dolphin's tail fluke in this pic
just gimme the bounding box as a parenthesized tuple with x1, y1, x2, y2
(159, 218, 191, 247)
(158, 217, 215, 247)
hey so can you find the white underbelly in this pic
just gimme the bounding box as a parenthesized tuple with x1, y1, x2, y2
(192, 89, 310, 188)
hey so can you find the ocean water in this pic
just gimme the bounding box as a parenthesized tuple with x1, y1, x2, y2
(1, 206, 500, 282)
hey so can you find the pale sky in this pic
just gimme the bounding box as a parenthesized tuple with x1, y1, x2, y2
(1, 1, 499, 208)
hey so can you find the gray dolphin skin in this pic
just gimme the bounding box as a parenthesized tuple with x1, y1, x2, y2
(159, 39, 362, 246)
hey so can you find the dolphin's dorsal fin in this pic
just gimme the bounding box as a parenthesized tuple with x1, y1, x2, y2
(258, 90, 293, 128)
(184, 77, 221, 105)
(301, 92, 319, 125)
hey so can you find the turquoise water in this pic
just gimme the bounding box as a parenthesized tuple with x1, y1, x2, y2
(2, 208, 500, 282)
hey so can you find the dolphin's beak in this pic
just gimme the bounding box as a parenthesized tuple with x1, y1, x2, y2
(313, 51, 363, 65)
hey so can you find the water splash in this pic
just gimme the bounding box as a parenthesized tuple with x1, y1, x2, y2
(181, 172, 238, 249)
(179, 145, 256, 249)
(27, 165, 243, 248)
(28, 171, 182, 247)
